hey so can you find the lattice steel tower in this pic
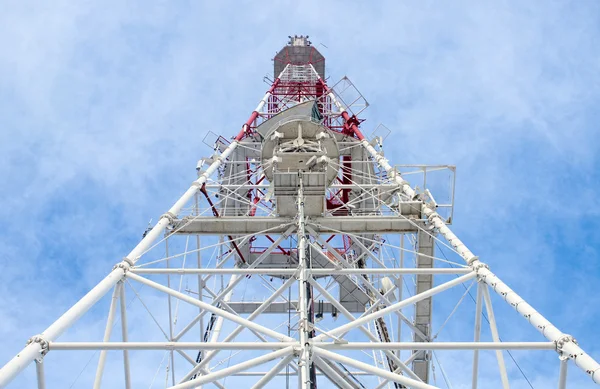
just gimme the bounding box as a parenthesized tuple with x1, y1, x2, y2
(1, 36, 599, 389)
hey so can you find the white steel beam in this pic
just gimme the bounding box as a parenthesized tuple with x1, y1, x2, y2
(165, 238, 176, 386)
(93, 284, 121, 389)
(315, 342, 555, 351)
(558, 358, 568, 389)
(132, 268, 470, 275)
(472, 282, 483, 389)
(482, 285, 509, 388)
(46, 340, 555, 352)
(413, 229, 434, 382)
(173, 216, 424, 235)
(118, 282, 132, 389)
(35, 361, 45, 389)
(50, 342, 297, 350)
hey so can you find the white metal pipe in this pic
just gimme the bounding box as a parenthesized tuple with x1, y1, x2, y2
(312, 272, 475, 342)
(315, 342, 555, 350)
(195, 193, 204, 351)
(558, 358, 568, 389)
(358, 137, 600, 385)
(482, 285, 509, 389)
(0, 267, 125, 387)
(50, 342, 297, 350)
(251, 354, 296, 389)
(313, 348, 439, 389)
(169, 347, 294, 389)
(35, 361, 45, 389)
(126, 272, 293, 342)
(165, 238, 176, 386)
(132, 268, 469, 275)
(398, 234, 404, 358)
(93, 284, 121, 389)
(192, 371, 370, 376)
(118, 282, 132, 389)
(204, 183, 402, 189)
(472, 283, 483, 389)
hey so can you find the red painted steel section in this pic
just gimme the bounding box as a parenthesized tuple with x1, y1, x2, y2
(236, 77, 282, 141)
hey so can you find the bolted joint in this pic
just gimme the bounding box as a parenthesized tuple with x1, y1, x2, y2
(27, 335, 49, 356)
(191, 181, 204, 189)
(555, 334, 578, 354)
(160, 212, 176, 225)
(426, 211, 441, 223)
(426, 222, 438, 233)
(466, 256, 480, 266)
(375, 154, 387, 166)
(113, 257, 134, 272)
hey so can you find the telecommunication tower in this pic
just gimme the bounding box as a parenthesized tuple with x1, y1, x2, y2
(1, 35, 599, 389)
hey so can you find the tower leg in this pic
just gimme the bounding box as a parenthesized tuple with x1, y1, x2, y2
(119, 282, 132, 389)
(35, 360, 45, 389)
(558, 359, 568, 389)
(482, 285, 510, 389)
(471, 282, 483, 389)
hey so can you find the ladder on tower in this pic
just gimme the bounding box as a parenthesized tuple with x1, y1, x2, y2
(374, 314, 404, 389)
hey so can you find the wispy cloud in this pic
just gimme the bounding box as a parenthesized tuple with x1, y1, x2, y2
(1, 0, 600, 387)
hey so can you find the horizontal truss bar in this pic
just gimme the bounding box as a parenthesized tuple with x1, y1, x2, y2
(48, 342, 555, 351)
(204, 184, 401, 189)
(50, 342, 296, 350)
(319, 342, 555, 350)
(174, 216, 425, 235)
(132, 268, 470, 275)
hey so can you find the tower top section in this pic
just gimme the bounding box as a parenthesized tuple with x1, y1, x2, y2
(289, 35, 311, 46)
(274, 34, 325, 79)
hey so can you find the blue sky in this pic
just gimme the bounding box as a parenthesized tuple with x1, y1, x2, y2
(1, 0, 600, 387)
